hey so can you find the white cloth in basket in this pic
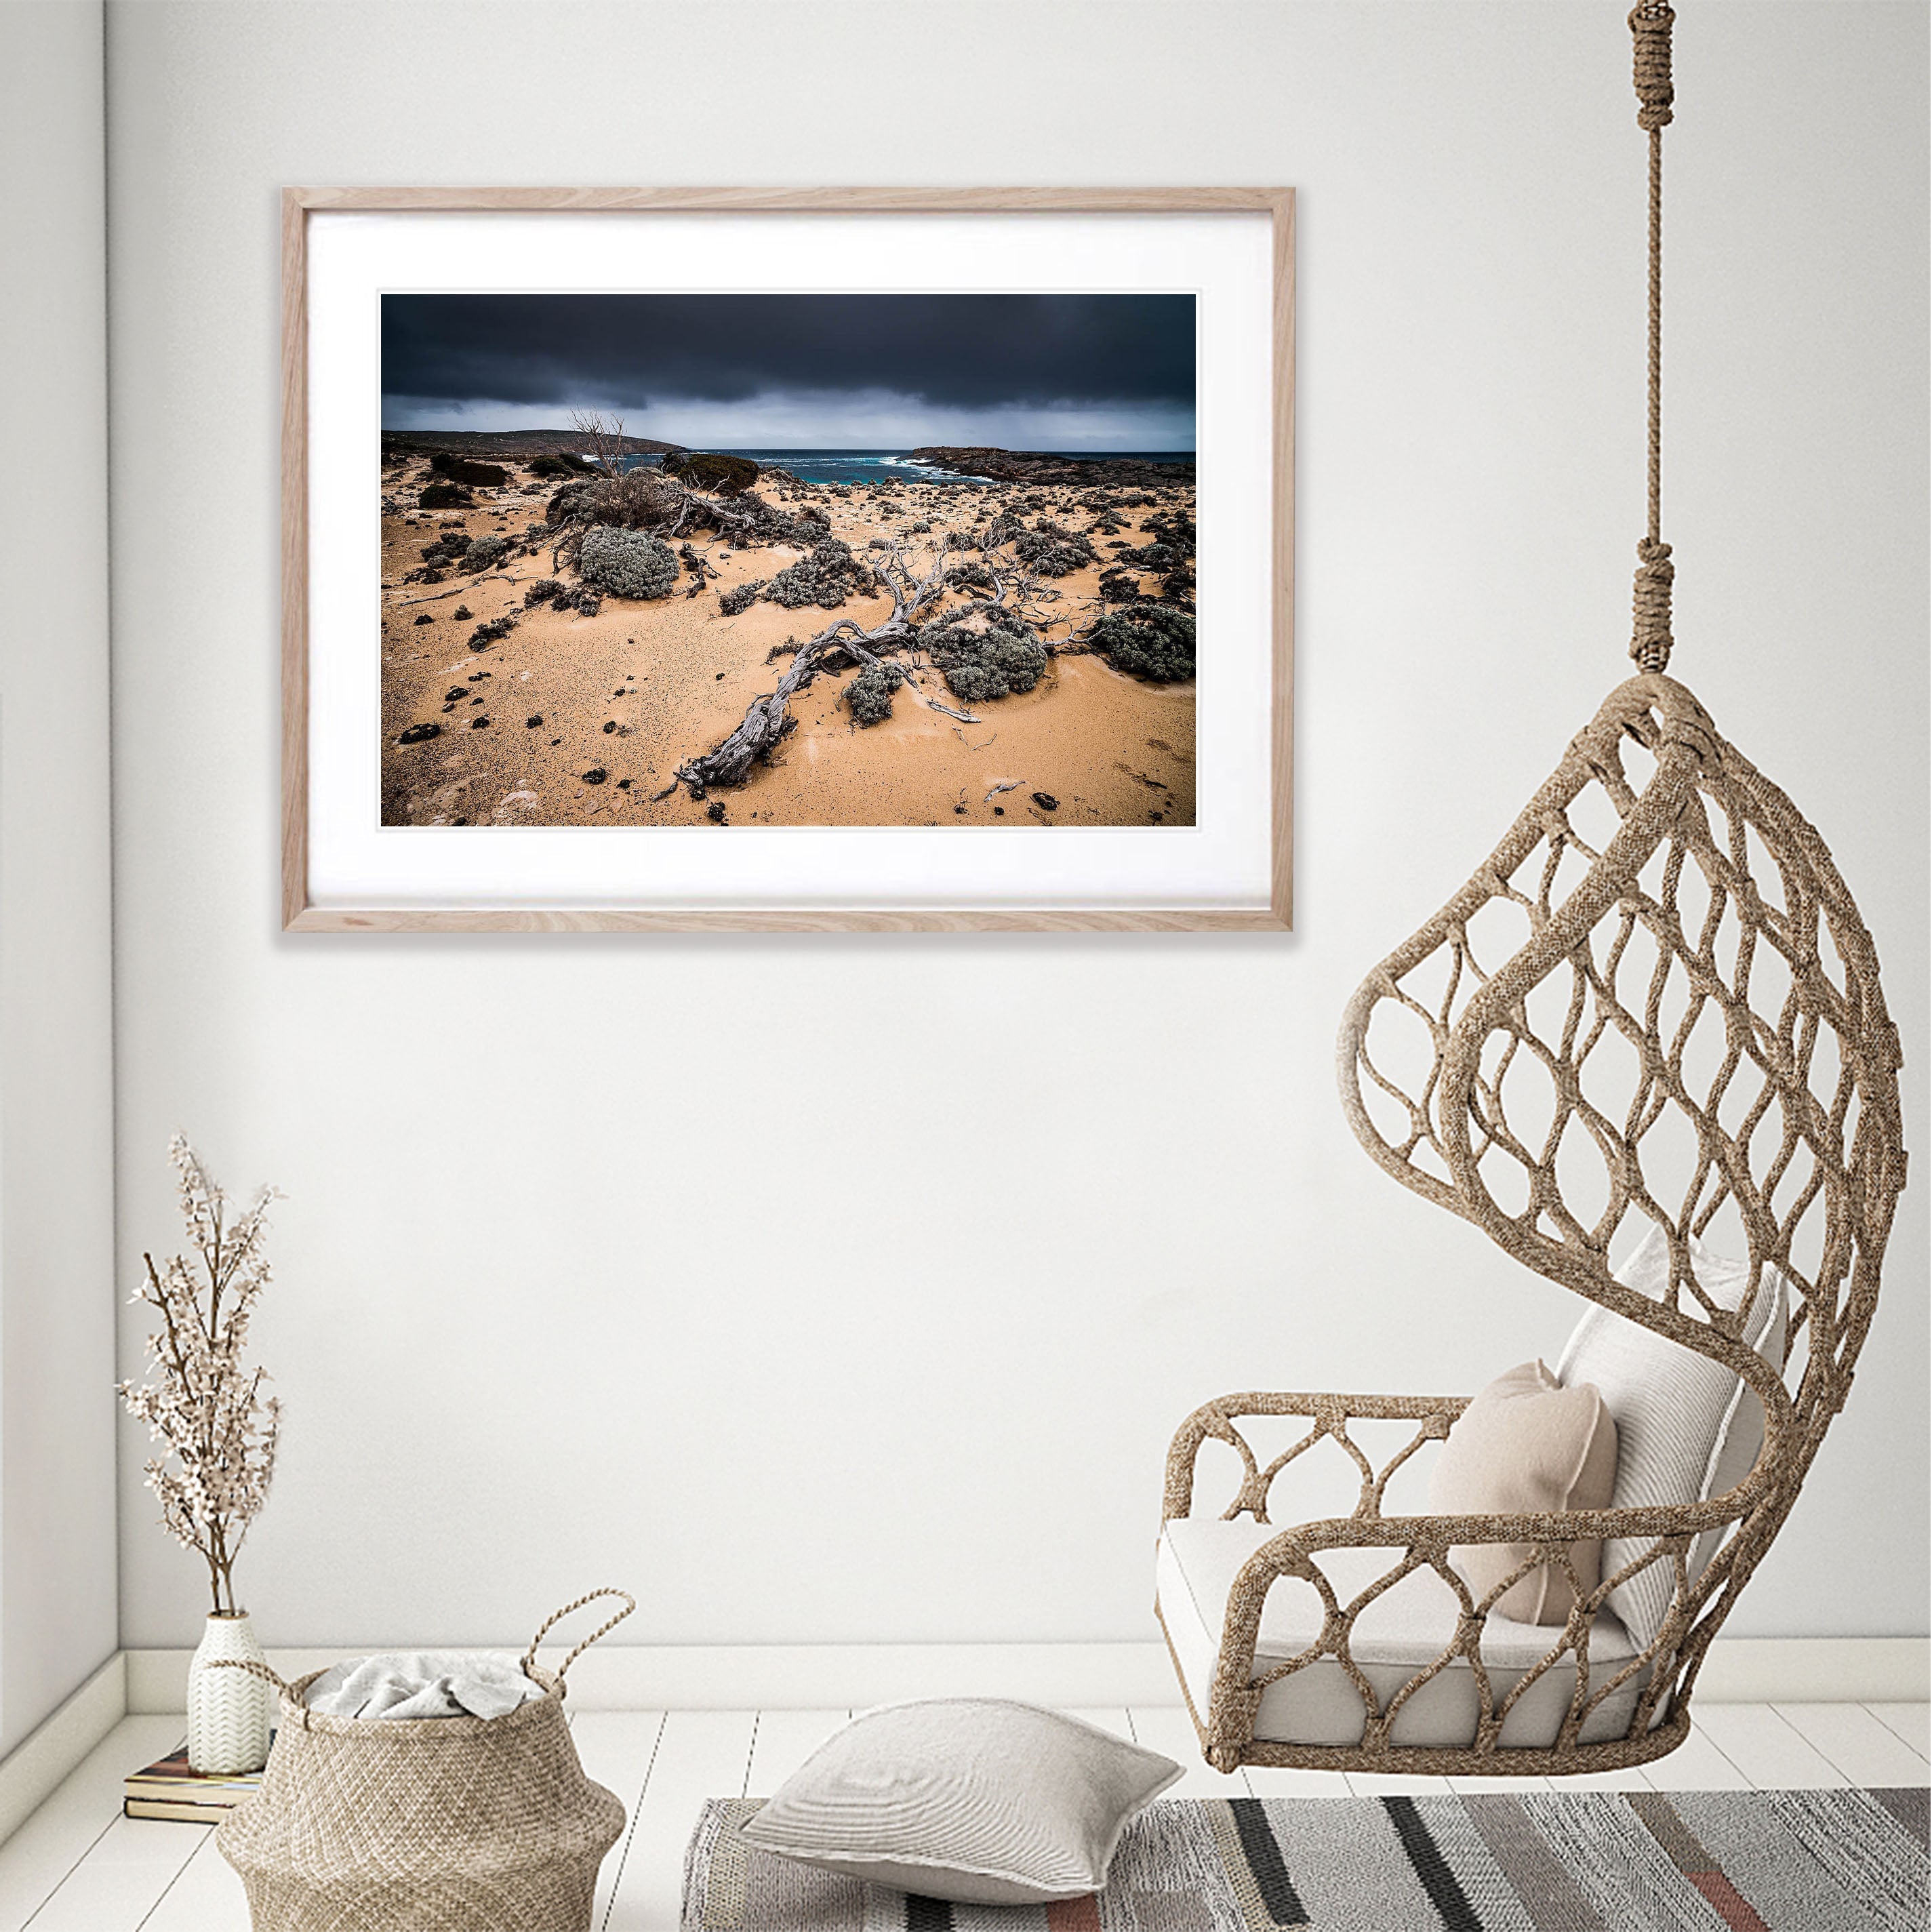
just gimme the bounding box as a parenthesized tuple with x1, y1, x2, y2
(304, 1652, 546, 1721)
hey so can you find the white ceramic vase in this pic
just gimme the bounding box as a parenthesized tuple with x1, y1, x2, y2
(186, 1611, 273, 1775)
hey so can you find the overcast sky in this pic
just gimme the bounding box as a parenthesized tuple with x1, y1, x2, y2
(381, 294, 1195, 449)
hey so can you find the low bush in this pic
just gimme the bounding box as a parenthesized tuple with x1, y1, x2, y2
(662, 451, 760, 496)
(845, 662, 903, 725)
(767, 538, 872, 610)
(462, 535, 508, 572)
(578, 525, 679, 600)
(418, 482, 472, 510)
(1090, 603, 1195, 682)
(466, 616, 518, 651)
(524, 578, 563, 607)
(926, 623, 1048, 704)
(719, 579, 766, 617)
(430, 452, 507, 487)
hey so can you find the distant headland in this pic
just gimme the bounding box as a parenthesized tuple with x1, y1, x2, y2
(909, 447, 1195, 487)
(381, 428, 684, 462)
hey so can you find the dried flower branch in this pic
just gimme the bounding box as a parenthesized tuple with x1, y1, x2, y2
(119, 1135, 283, 1616)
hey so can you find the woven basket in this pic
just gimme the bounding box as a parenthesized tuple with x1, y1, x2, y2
(214, 1590, 632, 1932)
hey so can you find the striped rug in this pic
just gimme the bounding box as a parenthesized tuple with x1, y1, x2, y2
(681, 1788, 1928, 1931)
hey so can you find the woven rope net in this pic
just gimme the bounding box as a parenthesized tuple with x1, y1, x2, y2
(1161, 676, 1904, 1777)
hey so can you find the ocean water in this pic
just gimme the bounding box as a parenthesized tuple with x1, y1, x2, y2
(620, 448, 1194, 486)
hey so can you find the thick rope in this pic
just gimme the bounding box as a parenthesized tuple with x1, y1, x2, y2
(1629, 1, 1676, 672)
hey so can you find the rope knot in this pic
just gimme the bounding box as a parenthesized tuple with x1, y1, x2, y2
(1630, 1, 1675, 131)
(1630, 538, 1674, 672)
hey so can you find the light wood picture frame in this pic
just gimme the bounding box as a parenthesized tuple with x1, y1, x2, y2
(282, 187, 1293, 932)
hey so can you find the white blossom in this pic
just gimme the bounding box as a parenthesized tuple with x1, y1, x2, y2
(119, 1135, 283, 1616)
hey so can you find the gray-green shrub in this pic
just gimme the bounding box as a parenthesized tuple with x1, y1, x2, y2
(578, 526, 679, 600)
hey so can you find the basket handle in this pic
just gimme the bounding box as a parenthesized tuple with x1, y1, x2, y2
(521, 1588, 635, 1692)
(205, 1657, 297, 1698)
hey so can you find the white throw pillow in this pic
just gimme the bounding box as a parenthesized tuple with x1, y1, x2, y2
(736, 1699, 1181, 1905)
(1556, 1224, 1788, 1649)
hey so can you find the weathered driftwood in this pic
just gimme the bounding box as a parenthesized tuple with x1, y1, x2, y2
(659, 539, 994, 798)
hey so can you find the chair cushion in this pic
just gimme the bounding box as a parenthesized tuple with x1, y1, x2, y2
(1426, 1359, 1619, 1624)
(737, 1699, 1180, 1905)
(1556, 1224, 1789, 1649)
(1156, 1516, 1645, 1752)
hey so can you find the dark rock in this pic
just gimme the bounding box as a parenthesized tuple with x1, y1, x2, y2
(453, 605, 472, 621)
(397, 722, 439, 745)
(584, 767, 607, 785)
(1031, 792, 1059, 811)
(706, 801, 727, 824)
(443, 687, 468, 702)
(603, 720, 617, 733)
(470, 716, 489, 729)
(412, 612, 434, 625)
(526, 715, 542, 727)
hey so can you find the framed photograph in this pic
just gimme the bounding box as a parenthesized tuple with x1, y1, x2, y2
(282, 188, 1293, 931)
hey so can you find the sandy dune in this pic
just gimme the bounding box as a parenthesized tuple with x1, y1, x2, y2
(378, 464, 1196, 829)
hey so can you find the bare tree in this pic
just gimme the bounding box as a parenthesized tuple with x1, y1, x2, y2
(569, 407, 630, 477)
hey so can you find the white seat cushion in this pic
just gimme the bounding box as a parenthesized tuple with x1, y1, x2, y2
(1556, 1224, 1790, 1649)
(1156, 1517, 1647, 1751)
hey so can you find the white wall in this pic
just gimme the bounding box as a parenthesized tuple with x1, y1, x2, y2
(0, 1, 119, 1750)
(107, 1, 1927, 1654)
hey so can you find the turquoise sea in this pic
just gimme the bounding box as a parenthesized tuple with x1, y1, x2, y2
(620, 448, 1194, 486)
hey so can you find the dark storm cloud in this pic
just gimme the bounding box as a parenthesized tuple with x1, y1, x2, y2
(381, 294, 1194, 410)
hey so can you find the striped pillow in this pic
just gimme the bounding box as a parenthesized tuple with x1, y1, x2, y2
(1557, 1225, 1789, 1649)
(738, 1700, 1182, 1906)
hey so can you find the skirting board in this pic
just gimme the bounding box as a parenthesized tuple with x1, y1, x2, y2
(123, 1635, 1928, 1716)
(0, 1653, 125, 1847)
(0, 1638, 1921, 1848)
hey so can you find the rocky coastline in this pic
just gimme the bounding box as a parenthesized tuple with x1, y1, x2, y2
(908, 446, 1194, 487)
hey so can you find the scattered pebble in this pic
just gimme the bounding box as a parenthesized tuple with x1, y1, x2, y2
(526, 715, 542, 727)
(603, 721, 616, 733)
(584, 768, 607, 785)
(470, 716, 489, 729)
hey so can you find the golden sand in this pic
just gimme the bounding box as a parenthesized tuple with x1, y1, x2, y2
(378, 464, 1195, 829)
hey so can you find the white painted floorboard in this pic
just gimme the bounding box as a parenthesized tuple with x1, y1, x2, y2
(1868, 1701, 1932, 1764)
(0, 1703, 1920, 1929)
(1693, 1702, 1848, 1788)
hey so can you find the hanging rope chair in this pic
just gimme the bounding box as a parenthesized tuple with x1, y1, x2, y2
(1156, 3, 1906, 1777)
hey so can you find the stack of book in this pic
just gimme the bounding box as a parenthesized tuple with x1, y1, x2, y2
(123, 1744, 268, 1824)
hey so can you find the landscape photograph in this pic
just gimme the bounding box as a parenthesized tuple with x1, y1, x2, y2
(379, 293, 1198, 828)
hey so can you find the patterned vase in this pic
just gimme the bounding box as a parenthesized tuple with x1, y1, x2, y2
(188, 1611, 274, 1775)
